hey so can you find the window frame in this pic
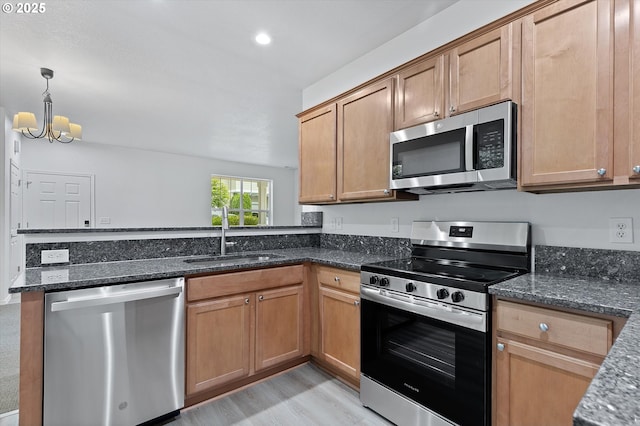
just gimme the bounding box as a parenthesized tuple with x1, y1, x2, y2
(211, 174, 273, 226)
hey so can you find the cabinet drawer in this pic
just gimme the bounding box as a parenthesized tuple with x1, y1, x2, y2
(187, 265, 304, 302)
(316, 266, 360, 294)
(496, 301, 612, 356)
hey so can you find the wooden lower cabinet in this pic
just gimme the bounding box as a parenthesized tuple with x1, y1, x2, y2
(255, 284, 306, 371)
(185, 266, 308, 402)
(495, 337, 600, 426)
(494, 299, 613, 426)
(186, 293, 252, 395)
(313, 266, 361, 385)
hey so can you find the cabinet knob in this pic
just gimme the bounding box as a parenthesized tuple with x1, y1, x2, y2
(497, 343, 505, 352)
(258, 295, 264, 301)
(383, 189, 390, 195)
(449, 105, 456, 113)
(597, 168, 607, 176)
(433, 111, 439, 118)
(245, 298, 250, 305)
(329, 194, 334, 199)
(334, 276, 340, 282)
(354, 300, 360, 307)
(539, 322, 549, 332)
(633, 165, 640, 174)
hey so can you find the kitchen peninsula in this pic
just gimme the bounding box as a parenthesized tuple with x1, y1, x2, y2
(11, 228, 640, 426)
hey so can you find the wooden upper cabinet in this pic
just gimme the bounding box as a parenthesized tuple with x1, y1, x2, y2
(337, 78, 395, 201)
(520, 0, 614, 187)
(632, 0, 640, 181)
(393, 22, 517, 131)
(614, 0, 640, 183)
(298, 105, 337, 203)
(395, 55, 445, 129)
(449, 22, 518, 115)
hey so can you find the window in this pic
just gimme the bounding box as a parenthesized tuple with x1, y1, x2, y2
(211, 175, 272, 226)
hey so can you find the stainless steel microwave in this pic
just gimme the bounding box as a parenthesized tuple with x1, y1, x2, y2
(390, 101, 517, 194)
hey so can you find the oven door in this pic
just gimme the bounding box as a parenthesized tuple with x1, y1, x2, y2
(360, 289, 489, 426)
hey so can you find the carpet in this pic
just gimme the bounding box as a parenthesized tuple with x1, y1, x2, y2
(0, 303, 20, 414)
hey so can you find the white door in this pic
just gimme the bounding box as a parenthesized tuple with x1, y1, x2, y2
(10, 160, 21, 235)
(24, 171, 93, 229)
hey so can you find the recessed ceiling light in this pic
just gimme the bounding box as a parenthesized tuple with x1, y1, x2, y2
(255, 33, 271, 45)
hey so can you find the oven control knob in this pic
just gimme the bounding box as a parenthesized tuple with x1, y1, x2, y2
(369, 275, 379, 285)
(451, 291, 465, 303)
(436, 288, 449, 299)
(380, 277, 390, 287)
(405, 282, 416, 292)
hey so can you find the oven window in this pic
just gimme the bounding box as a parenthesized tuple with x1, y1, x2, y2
(392, 128, 466, 178)
(383, 313, 455, 388)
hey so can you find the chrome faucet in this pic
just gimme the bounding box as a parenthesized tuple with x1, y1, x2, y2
(221, 206, 229, 255)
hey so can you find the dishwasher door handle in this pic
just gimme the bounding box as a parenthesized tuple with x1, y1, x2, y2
(50, 285, 183, 312)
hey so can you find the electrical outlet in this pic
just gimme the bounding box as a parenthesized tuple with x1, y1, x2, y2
(41, 269, 69, 284)
(335, 217, 343, 230)
(391, 217, 399, 233)
(41, 249, 70, 264)
(609, 218, 633, 243)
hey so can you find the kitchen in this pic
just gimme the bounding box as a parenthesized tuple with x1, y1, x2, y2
(1, 0, 640, 425)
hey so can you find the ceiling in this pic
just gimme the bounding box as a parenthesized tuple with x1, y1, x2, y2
(0, 0, 458, 168)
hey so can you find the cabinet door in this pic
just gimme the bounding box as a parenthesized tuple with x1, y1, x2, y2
(449, 23, 517, 115)
(495, 338, 600, 426)
(337, 78, 395, 201)
(299, 105, 338, 203)
(395, 55, 444, 129)
(186, 294, 252, 395)
(628, 0, 640, 181)
(318, 286, 360, 382)
(520, 0, 614, 187)
(255, 284, 306, 371)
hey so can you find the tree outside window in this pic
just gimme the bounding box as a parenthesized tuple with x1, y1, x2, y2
(211, 175, 272, 226)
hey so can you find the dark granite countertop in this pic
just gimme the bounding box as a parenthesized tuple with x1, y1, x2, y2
(11, 248, 395, 293)
(17, 225, 321, 234)
(490, 273, 640, 426)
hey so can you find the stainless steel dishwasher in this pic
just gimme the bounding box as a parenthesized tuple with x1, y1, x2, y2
(43, 277, 184, 426)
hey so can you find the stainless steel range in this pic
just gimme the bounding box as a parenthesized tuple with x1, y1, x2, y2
(360, 221, 531, 426)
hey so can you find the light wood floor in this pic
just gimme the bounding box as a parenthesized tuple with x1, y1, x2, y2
(170, 363, 392, 426)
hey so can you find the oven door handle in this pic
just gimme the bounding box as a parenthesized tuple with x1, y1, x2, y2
(360, 286, 487, 332)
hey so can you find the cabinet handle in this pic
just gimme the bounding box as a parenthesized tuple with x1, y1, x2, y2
(244, 298, 250, 305)
(258, 295, 264, 301)
(354, 300, 360, 307)
(334, 276, 340, 282)
(449, 105, 456, 113)
(633, 165, 640, 174)
(597, 168, 607, 176)
(497, 343, 505, 352)
(539, 322, 549, 332)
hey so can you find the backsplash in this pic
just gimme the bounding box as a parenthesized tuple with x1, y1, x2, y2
(535, 245, 640, 283)
(25, 233, 321, 267)
(320, 234, 411, 257)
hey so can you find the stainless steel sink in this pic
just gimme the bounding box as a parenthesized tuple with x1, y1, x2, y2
(183, 253, 283, 266)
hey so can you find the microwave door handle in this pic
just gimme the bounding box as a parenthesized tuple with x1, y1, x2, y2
(465, 124, 474, 171)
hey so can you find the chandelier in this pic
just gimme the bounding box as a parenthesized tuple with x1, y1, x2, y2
(12, 67, 82, 143)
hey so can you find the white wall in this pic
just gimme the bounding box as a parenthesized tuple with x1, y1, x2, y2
(21, 141, 299, 228)
(303, 0, 640, 252)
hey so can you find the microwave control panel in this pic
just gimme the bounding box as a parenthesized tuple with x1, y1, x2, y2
(476, 119, 504, 170)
